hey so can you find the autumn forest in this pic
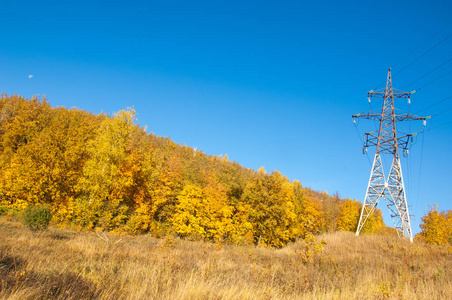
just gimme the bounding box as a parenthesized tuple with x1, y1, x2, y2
(0, 94, 450, 247)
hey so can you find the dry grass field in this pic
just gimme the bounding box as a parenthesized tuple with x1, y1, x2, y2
(1, 216, 451, 300)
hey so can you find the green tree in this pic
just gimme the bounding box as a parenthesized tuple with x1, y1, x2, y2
(22, 204, 52, 232)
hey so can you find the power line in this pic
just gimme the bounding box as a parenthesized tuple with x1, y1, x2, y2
(393, 33, 452, 77)
(415, 131, 425, 219)
(372, 26, 452, 90)
(415, 95, 452, 114)
(427, 120, 452, 131)
(401, 57, 452, 90)
(416, 69, 452, 91)
(392, 21, 452, 69)
(432, 106, 452, 117)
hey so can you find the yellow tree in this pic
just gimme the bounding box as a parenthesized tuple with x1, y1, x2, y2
(0, 96, 102, 216)
(360, 207, 384, 234)
(170, 175, 233, 242)
(291, 180, 325, 239)
(336, 199, 384, 234)
(201, 174, 233, 241)
(321, 192, 341, 232)
(75, 108, 138, 230)
(0, 95, 53, 210)
(336, 199, 361, 232)
(242, 171, 297, 247)
(170, 185, 206, 238)
(420, 205, 450, 245)
(228, 200, 254, 245)
(152, 154, 184, 223)
(122, 141, 157, 235)
(227, 168, 255, 245)
(447, 210, 452, 245)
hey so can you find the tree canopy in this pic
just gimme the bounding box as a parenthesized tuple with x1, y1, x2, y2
(0, 94, 393, 247)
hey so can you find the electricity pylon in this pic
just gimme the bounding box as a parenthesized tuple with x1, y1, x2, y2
(352, 69, 428, 242)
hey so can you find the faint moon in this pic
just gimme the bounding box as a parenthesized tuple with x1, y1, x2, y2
(28, 74, 33, 79)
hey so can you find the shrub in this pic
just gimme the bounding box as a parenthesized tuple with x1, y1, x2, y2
(0, 205, 8, 215)
(22, 205, 52, 232)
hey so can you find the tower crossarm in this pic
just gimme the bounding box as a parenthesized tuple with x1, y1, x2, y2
(352, 112, 427, 122)
(367, 90, 413, 99)
(363, 132, 420, 154)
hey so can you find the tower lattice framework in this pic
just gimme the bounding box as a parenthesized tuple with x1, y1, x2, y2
(353, 69, 427, 242)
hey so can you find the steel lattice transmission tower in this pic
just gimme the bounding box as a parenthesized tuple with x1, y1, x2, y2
(353, 69, 428, 242)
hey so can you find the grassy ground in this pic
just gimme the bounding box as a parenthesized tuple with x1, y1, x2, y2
(1, 217, 451, 299)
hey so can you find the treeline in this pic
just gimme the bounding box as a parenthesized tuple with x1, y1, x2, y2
(0, 94, 385, 247)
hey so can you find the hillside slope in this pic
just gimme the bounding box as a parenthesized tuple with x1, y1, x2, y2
(1, 217, 451, 299)
(0, 94, 385, 247)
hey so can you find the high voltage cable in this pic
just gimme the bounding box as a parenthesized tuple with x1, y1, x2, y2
(412, 98, 452, 135)
(420, 107, 452, 132)
(360, 24, 451, 230)
(415, 131, 425, 218)
(392, 21, 452, 70)
(401, 57, 452, 90)
(415, 95, 452, 114)
(432, 106, 452, 117)
(372, 23, 452, 90)
(416, 69, 452, 91)
(393, 33, 452, 77)
(426, 119, 452, 131)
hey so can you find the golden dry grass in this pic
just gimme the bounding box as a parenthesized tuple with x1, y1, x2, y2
(1, 217, 451, 299)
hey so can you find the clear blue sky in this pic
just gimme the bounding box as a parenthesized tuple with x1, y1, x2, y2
(1, 0, 451, 234)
